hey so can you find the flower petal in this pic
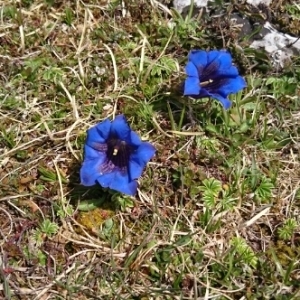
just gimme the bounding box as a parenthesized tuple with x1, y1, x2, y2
(135, 142, 156, 164)
(205, 51, 239, 79)
(188, 50, 208, 70)
(184, 77, 201, 95)
(217, 51, 239, 76)
(86, 118, 111, 148)
(219, 65, 239, 77)
(185, 61, 198, 77)
(80, 161, 100, 186)
(198, 88, 211, 98)
(216, 76, 247, 96)
(110, 175, 137, 196)
(210, 94, 232, 109)
(83, 144, 106, 160)
(129, 142, 156, 179)
(129, 131, 142, 147)
(80, 145, 107, 186)
(97, 171, 137, 196)
(207, 50, 220, 64)
(111, 115, 131, 142)
(129, 159, 144, 181)
(97, 171, 115, 188)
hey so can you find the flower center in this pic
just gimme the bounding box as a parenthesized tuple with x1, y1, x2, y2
(200, 79, 214, 87)
(107, 138, 132, 168)
(99, 135, 134, 175)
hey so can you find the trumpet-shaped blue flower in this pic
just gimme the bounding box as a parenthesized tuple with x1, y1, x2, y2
(184, 50, 246, 109)
(80, 115, 156, 196)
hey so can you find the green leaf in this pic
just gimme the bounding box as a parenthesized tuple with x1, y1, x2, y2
(39, 219, 59, 236)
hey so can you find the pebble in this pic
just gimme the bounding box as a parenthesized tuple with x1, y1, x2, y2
(171, 0, 300, 69)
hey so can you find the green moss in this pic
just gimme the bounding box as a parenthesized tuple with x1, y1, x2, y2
(268, 240, 300, 267)
(77, 208, 115, 232)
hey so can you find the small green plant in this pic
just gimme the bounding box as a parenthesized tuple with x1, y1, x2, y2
(55, 200, 74, 218)
(0, 126, 17, 149)
(286, 4, 300, 18)
(22, 57, 45, 82)
(137, 102, 155, 128)
(199, 178, 222, 209)
(23, 246, 47, 266)
(196, 178, 237, 233)
(195, 136, 221, 155)
(278, 219, 298, 240)
(254, 177, 274, 202)
(150, 56, 178, 77)
(265, 76, 298, 98)
(2, 5, 17, 19)
(31, 230, 44, 247)
(171, 8, 203, 47)
(39, 219, 59, 236)
(38, 166, 68, 183)
(231, 236, 258, 268)
(37, 250, 47, 266)
(63, 8, 74, 26)
(43, 66, 64, 84)
(99, 218, 114, 239)
(199, 178, 236, 210)
(112, 193, 134, 211)
(30, 220, 58, 252)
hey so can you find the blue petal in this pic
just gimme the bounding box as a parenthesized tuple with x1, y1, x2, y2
(110, 175, 137, 196)
(80, 160, 104, 187)
(111, 115, 131, 143)
(83, 144, 106, 160)
(80, 162, 99, 186)
(207, 50, 220, 64)
(217, 76, 247, 96)
(185, 61, 198, 77)
(129, 159, 144, 181)
(206, 51, 239, 78)
(188, 50, 207, 69)
(198, 88, 211, 98)
(210, 94, 232, 109)
(219, 65, 239, 77)
(97, 171, 137, 196)
(80, 144, 107, 186)
(184, 77, 201, 95)
(97, 172, 115, 188)
(86, 119, 111, 147)
(129, 131, 142, 147)
(129, 142, 156, 179)
(134, 142, 156, 164)
(213, 51, 239, 76)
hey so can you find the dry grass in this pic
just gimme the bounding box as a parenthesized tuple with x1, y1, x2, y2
(0, 0, 300, 299)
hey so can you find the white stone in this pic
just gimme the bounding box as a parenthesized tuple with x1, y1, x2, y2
(246, 0, 272, 6)
(171, 0, 300, 68)
(250, 22, 300, 68)
(173, 0, 272, 13)
(173, 0, 208, 14)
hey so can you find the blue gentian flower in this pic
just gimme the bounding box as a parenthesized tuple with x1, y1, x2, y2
(184, 50, 246, 109)
(80, 115, 156, 196)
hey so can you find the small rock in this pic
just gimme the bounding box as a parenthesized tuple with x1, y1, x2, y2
(230, 13, 253, 38)
(250, 22, 300, 68)
(246, 0, 272, 6)
(173, 0, 208, 14)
